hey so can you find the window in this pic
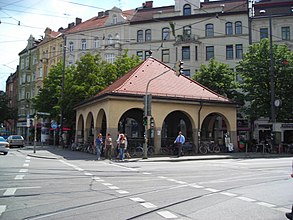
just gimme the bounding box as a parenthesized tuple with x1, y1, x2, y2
(52, 46, 56, 57)
(33, 54, 37, 65)
(81, 39, 86, 50)
(94, 37, 100, 48)
(145, 29, 151, 41)
(226, 22, 233, 35)
(182, 46, 190, 60)
(235, 21, 242, 35)
(162, 49, 170, 63)
(25, 57, 29, 67)
(105, 53, 115, 63)
(145, 51, 151, 59)
(226, 45, 233, 59)
(26, 74, 30, 83)
(235, 44, 243, 59)
(69, 42, 74, 52)
(20, 59, 24, 69)
(205, 24, 214, 37)
(183, 4, 191, 16)
(282, 26, 290, 40)
(182, 69, 190, 77)
(183, 25, 191, 36)
(137, 30, 143, 42)
(137, 51, 143, 60)
(162, 27, 170, 40)
(206, 46, 214, 60)
(39, 67, 43, 78)
(115, 33, 120, 43)
(195, 46, 198, 61)
(107, 35, 113, 44)
(260, 28, 268, 40)
(112, 14, 117, 24)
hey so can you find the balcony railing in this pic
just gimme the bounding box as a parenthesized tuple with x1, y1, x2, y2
(175, 34, 199, 44)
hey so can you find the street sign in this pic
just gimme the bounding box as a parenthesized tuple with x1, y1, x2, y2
(51, 122, 57, 130)
(37, 112, 50, 116)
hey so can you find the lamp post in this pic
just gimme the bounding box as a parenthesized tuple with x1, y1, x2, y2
(60, 35, 66, 146)
(260, 10, 276, 146)
(142, 58, 183, 159)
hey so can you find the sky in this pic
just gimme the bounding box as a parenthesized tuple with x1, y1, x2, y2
(0, 0, 174, 91)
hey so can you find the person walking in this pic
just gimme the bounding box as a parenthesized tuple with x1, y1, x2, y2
(95, 133, 103, 160)
(104, 133, 114, 160)
(174, 131, 185, 157)
(118, 133, 127, 161)
(285, 159, 293, 220)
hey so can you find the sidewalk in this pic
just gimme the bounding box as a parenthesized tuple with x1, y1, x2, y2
(17, 145, 293, 162)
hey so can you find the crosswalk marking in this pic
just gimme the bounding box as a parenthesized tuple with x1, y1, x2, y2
(0, 205, 6, 217)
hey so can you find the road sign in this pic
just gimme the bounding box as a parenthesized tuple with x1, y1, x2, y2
(51, 122, 57, 130)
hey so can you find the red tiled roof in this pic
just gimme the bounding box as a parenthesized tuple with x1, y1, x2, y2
(66, 16, 108, 34)
(94, 57, 231, 103)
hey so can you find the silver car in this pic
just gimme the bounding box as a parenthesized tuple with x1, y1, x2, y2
(7, 135, 25, 148)
(0, 136, 10, 155)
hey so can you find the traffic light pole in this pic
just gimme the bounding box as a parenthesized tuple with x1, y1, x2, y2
(143, 62, 183, 159)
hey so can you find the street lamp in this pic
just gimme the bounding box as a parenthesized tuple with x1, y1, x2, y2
(142, 57, 183, 159)
(260, 9, 276, 146)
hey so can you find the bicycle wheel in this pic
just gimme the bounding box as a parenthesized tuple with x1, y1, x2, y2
(213, 145, 221, 153)
(148, 146, 154, 156)
(199, 145, 207, 154)
(135, 147, 143, 157)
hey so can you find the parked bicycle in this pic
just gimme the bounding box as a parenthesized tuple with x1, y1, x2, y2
(199, 141, 220, 154)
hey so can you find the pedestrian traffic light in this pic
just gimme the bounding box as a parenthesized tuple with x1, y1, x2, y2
(143, 116, 148, 126)
(175, 60, 184, 76)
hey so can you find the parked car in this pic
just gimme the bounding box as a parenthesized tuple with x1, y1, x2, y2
(7, 135, 25, 148)
(0, 136, 10, 155)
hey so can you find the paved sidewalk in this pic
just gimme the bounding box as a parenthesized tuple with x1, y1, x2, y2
(17, 145, 293, 162)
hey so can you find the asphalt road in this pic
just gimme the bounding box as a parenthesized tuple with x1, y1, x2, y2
(0, 149, 292, 220)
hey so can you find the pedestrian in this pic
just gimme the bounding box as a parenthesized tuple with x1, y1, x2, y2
(104, 133, 114, 160)
(118, 133, 127, 161)
(95, 133, 103, 160)
(285, 159, 293, 220)
(174, 131, 185, 157)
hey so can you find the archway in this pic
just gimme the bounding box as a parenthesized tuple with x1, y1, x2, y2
(85, 112, 94, 144)
(76, 114, 84, 143)
(161, 110, 193, 147)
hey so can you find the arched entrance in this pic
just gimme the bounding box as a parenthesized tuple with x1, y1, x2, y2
(161, 110, 193, 148)
(76, 114, 84, 143)
(200, 113, 230, 149)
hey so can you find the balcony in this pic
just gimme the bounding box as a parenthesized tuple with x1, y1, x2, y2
(175, 34, 199, 44)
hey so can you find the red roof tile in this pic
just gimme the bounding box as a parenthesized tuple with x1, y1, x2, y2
(95, 57, 231, 103)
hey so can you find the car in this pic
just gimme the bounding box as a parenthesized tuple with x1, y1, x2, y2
(0, 136, 10, 155)
(7, 135, 25, 148)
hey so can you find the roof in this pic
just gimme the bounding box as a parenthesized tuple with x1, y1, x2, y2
(93, 57, 231, 103)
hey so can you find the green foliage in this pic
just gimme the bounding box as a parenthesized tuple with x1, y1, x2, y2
(236, 39, 293, 122)
(192, 58, 240, 101)
(33, 51, 141, 129)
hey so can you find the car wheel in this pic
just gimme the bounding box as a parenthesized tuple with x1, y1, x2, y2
(3, 152, 8, 155)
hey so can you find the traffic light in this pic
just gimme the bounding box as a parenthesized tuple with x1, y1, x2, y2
(175, 60, 184, 76)
(143, 116, 148, 126)
(150, 117, 154, 128)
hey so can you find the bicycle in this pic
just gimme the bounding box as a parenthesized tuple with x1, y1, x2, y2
(199, 141, 220, 154)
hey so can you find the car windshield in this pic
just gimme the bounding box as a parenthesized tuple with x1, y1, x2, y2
(0, 137, 6, 141)
(12, 136, 22, 139)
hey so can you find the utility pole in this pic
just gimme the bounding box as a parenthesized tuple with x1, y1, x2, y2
(60, 35, 66, 146)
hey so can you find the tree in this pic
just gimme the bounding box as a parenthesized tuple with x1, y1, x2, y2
(191, 58, 241, 101)
(236, 39, 293, 122)
(33, 51, 141, 129)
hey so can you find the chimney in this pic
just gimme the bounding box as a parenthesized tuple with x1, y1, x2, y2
(145, 1, 153, 8)
(68, 22, 75, 29)
(98, 11, 104, 17)
(75, 17, 82, 25)
(105, 10, 110, 15)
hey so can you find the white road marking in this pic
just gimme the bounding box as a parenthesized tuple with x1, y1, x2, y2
(257, 202, 276, 208)
(220, 192, 237, 197)
(158, 176, 167, 179)
(167, 179, 176, 182)
(130, 197, 145, 202)
(108, 186, 119, 189)
(204, 188, 220, 193)
(3, 188, 17, 196)
(189, 183, 204, 188)
(108, 163, 138, 171)
(274, 207, 291, 213)
(26, 156, 31, 159)
(25, 160, 30, 162)
(23, 163, 29, 167)
(102, 183, 112, 186)
(157, 211, 178, 219)
(19, 169, 28, 173)
(141, 202, 157, 208)
(15, 175, 25, 180)
(0, 205, 6, 217)
(92, 177, 100, 180)
(84, 172, 93, 176)
(237, 196, 256, 202)
(95, 179, 104, 182)
(116, 190, 129, 194)
(142, 172, 151, 175)
(175, 181, 187, 184)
